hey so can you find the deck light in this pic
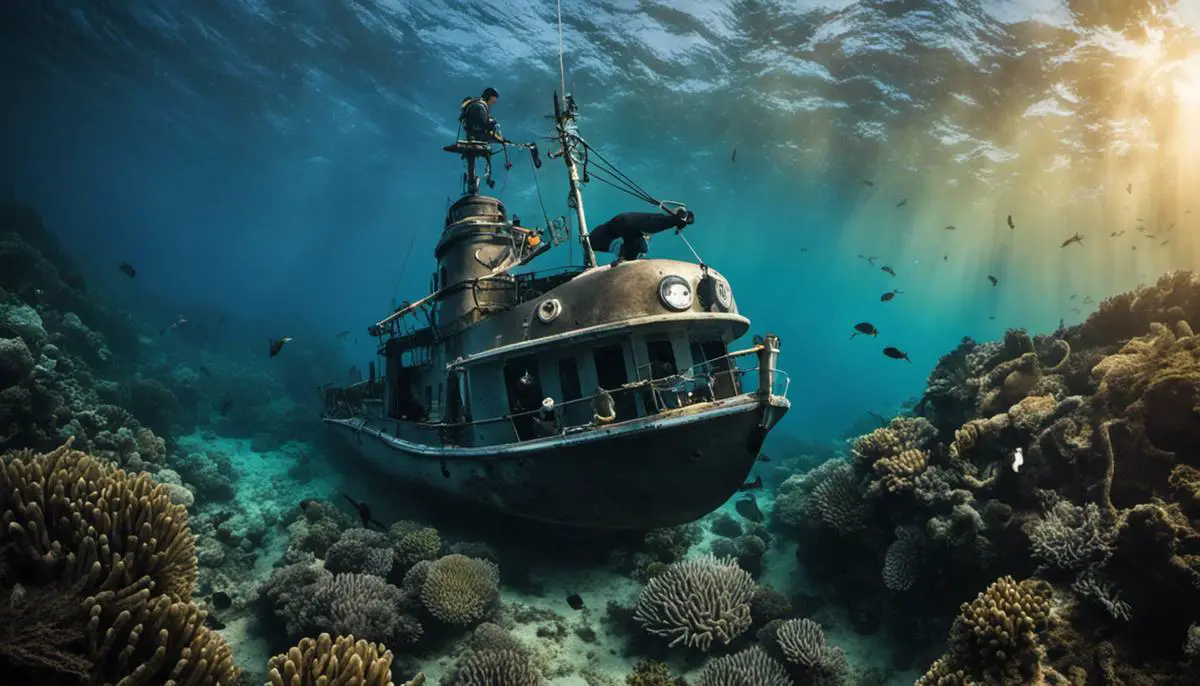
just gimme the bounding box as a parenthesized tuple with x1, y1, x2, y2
(658, 275, 694, 311)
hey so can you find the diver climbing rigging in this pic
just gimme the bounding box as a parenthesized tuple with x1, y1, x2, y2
(588, 208, 695, 264)
(448, 86, 542, 195)
(459, 87, 505, 144)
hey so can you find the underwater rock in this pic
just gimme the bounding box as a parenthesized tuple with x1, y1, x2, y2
(0, 301, 47, 345)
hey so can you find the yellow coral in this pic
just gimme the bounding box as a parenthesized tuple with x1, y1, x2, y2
(1092, 320, 1199, 412)
(420, 554, 500, 626)
(1007, 394, 1056, 434)
(873, 449, 928, 493)
(948, 413, 1010, 463)
(267, 633, 394, 686)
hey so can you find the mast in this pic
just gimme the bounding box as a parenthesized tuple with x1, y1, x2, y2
(552, 92, 597, 269)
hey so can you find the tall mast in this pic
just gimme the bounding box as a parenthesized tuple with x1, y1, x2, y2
(553, 92, 597, 269)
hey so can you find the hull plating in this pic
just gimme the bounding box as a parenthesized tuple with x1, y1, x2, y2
(324, 395, 787, 529)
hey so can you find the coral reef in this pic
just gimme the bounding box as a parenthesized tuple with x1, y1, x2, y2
(633, 554, 757, 651)
(266, 633, 394, 686)
(694, 646, 791, 686)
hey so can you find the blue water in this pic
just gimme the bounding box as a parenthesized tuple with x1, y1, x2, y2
(5, 1, 1200, 442)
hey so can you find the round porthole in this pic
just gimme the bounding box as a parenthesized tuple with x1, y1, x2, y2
(537, 298, 562, 323)
(714, 278, 733, 310)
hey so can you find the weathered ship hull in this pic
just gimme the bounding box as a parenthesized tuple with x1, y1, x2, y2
(324, 393, 788, 529)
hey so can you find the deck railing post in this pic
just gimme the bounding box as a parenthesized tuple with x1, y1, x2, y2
(757, 334, 781, 396)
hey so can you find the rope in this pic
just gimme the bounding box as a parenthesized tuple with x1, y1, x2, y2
(557, 0, 566, 98)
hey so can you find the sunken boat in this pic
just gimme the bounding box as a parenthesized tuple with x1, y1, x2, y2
(321, 92, 790, 529)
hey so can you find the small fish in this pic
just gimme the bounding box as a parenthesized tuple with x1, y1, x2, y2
(757, 453, 772, 463)
(118, 261, 136, 278)
(988, 275, 998, 286)
(988, 316, 995, 320)
(1069, 294, 1077, 300)
(160, 316, 187, 336)
(943, 255, 948, 261)
(566, 594, 585, 610)
(1127, 183, 1132, 194)
(739, 476, 763, 492)
(1136, 217, 1144, 222)
(205, 614, 226, 631)
(800, 247, 808, 252)
(734, 495, 763, 523)
(1060, 232, 1083, 248)
(1132, 246, 1137, 251)
(211, 591, 232, 610)
(944, 225, 956, 230)
(1146, 234, 1156, 239)
(219, 393, 233, 416)
(1137, 225, 1146, 232)
(269, 337, 293, 357)
(1071, 307, 1080, 313)
(1083, 296, 1094, 304)
(881, 266, 895, 276)
(519, 369, 535, 386)
(731, 147, 737, 163)
(1109, 231, 1123, 237)
(1186, 209, 1192, 215)
(880, 289, 902, 302)
(895, 199, 908, 208)
(199, 366, 210, 376)
(343, 494, 386, 530)
(1167, 223, 1175, 231)
(863, 179, 874, 187)
(851, 322, 878, 339)
(1160, 239, 1169, 246)
(868, 256, 879, 266)
(882, 346, 912, 363)
(1007, 214, 1015, 229)
(65, 274, 86, 291)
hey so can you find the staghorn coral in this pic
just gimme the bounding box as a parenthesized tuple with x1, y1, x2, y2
(419, 554, 500, 626)
(774, 618, 848, 682)
(444, 649, 540, 686)
(633, 554, 757, 651)
(917, 576, 1053, 685)
(1024, 496, 1116, 572)
(326, 528, 396, 577)
(301, 573, 419, 647)
(1071, 567, 1132, 621)
(266, 632, 394, 686)
(394, 527, 442, 570)
(695, 646, 791, 686)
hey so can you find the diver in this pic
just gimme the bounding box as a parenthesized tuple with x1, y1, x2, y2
(588, 207, 695, 264)
(458, 87, 507, 194)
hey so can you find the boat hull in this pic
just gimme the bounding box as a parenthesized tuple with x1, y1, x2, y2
(324, 394, 787, 529)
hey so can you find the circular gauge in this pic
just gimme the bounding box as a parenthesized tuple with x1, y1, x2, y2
(658, 275, 694, 311)
(537, 298, 562, 323)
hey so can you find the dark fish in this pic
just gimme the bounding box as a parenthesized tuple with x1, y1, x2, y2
(988, 316, 996, 320)
(734, 495, 763, 523)
(757, 453, 772, 463)
(1167, 223, 1175, 231)
(731, 147, 737, 163)
(1136, 217, 1144, 222)
(1146, 234, 1156, 239)
(566, 594, 585, 610)
(343, 494, 386, 530)
(211, 591, 232, 610)
(199, 366, 210, 376)
(1069, 294, 1077, 300)
(219, 393, 233, 416)
(881, 289, 902, 302)
(1060, 232, 1083, 248)
(299, 498, 317, 510)
(1136, 225, 1145, 232)
(1127, 183, 1132, 194)
(868, 256, 878, 266)
(160, 316, 187, 336)
(800, 247, 808, 252)
(118, 261, 136, 278)
(269, 336, 293, 357)
(851, 322, 878, 339)
(1160, 239, 1169, 246)
(204, 614, 226, 631)
(1187, 209, 1193, 215)
(1083, 296, 1094, 304)
(1071, 307, 1080, 313)
(881, 266, 895, 276)
(1007, 214, 1015, 229)
(895, 199, 908, 208)
(863, 179, 874, 187)
(943, 255, 948, 261)
(739, 476, 763, 492)
(944, 225, 956, 230)
(882, 346, 912, 363)
(1132, 246, 1137, 251)
(988, 275, 997, 286)
(1109, 231, 1122, 237)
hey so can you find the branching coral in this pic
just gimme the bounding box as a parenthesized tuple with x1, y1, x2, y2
(774, 618, 848, 682)
(633, 554, 757, 650)
(806, 460, 870, 534)
(1024, 497, 1116, 571)
(419, 554, 500, 627)
(444, 649, 540, 686)
(696, 646, 792, 686)
(266, 633, 394, 686)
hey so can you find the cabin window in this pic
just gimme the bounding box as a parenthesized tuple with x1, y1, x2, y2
(504, 355, 544, 440)
(445, 374, 462, 421)
(646, 338, 677, 379)
(424, 385, 433, 413)
(558, 358, 582, 402)
(436, 383, 443, 414)
(691, 338, 738, 399)
(594, 343, 637, 420)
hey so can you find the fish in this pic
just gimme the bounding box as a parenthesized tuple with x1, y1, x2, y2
(851, 322, 878, 339)
(199, 366, 210, 376)
(882, 346, 912, 363)
(1083, 296, 1094, 304)
(881, 290, 902, 302)
(1069, 294, 1077, 300)
(1127, 183, 1132, 194)
(734, 495, 763, 523)
(566, 594, 585, 610)
(943, 255, 948, 261)
(118, 261, 136, 278)
(988, 275, 998, 286)
(1007, 214, 1015, 229)
(1132, 246, 1137, 251)
(65, 274, 86, 291)
(863, 179, 874, 187)
(519, 369, 535, 386)
(269, 336, 293, 357)
(219, 393, 233, 416)
(211, 591, 232, 610)
(757, 453, 772, 463)
(1060, 232, 1084, 248)
(868, 256, 879, 266)
(1167, 223, 1175, 231)
(1136, 217, 1144, 222)
(1109, 231, 1123, 237)
(1136, 225, 1146, 232)
(160, 316, 187, 336)
(739, 476, 763, 492)
(989, 316, 996, 320)
(895, 199, 908, 208)
(1160, 240, 1169, 246)
(881, 266, 896, 276)
(1145, 234, 1156, 239)
(1071, 307, 1080, 313)
(343, 494, 386, 530)
(299, 498, 318, 510)
(204, 614, 226, 631)
(945, 225, 956, 230)
(1187, 209, 1193, 215)
(800, 247, 808, 252)
(731, 147, 737, 163)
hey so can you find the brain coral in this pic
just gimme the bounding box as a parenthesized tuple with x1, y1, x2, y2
(633, 554, 757, 651)
(420, 554, 500, 626)
(445, 649, 540, 686)
(695, 646, 792, 686)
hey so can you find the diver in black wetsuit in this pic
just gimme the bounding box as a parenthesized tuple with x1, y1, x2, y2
(460, 87, 505, 144)
(588, 207, 695, 263)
